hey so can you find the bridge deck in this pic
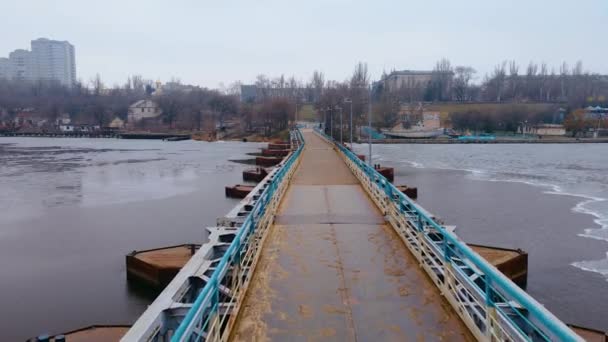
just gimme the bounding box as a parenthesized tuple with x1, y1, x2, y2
(232, 130, 471, 341)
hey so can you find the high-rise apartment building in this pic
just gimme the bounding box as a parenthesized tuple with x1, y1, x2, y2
(0, 57, 10, 79)
(0, 38, 76, 87)
(8, 49, 33, 82)
(30, 38, 76, 87)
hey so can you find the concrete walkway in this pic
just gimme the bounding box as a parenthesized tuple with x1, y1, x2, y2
(232, 130, 471, 341)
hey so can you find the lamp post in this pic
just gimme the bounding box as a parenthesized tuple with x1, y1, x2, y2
(320, 108, 324, 131)
(344, 98, 353, 148)
(368, 85, 372, 166)
(328, 107, 334, 140)
(336, 106, 343, 144)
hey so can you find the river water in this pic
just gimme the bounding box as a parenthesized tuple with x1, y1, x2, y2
(355, 142, 608, 331)
(2, 138, 607, 338)
(0, 137, 263, 341)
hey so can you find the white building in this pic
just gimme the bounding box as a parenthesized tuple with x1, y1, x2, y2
(59, 124, 75, 132)
(30, 38, 76, 87)
(520, 123, 566, 136)
(108, 117, 125, 128)
(0, 58, 10, 79)
(535, 124, 566, 136)
(1, 38, 76, 86)
(128, 100, 162, 123)
(8, 49, 33, 81)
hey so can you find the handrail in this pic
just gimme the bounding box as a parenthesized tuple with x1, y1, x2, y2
(315, 128, 581, 341)
(171, 129, 304, 341)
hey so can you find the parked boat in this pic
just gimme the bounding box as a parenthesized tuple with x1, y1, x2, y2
(383, 126, 445, 139)
(383, 112, 444, 139)
(457, 134, 496, 141)
(164, 136, 191, 141)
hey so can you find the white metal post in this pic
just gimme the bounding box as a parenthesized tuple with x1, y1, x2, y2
(339, 107, 343, 144)
(368, 85, 372, 166)
(350, 100, 353, 148)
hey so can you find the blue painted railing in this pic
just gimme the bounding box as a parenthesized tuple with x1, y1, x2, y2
(316, 128, 580, 341)
(171, 130, 304, 341)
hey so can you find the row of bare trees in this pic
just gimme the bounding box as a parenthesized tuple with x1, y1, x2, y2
(0, 76, 244, 131)
(482, 61, 608, 107)
(384, 58, 608, 108)
(1, 59, 607, 135)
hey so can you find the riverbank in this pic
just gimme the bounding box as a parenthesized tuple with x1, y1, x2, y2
(357, 141, 608, 331)
(371, 137, 608, 144)
(0, 130, 290, 143)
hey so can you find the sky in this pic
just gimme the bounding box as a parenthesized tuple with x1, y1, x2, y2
(2, 0, 607, 89)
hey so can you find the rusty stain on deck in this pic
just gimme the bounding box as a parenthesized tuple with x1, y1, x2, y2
(231, 130, 473, 341)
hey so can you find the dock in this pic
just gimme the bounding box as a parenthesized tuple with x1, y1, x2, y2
(231, 131, 470, 340)
(126, 244, 199, 289)
(122, 128, 584, 342)
(468, 244, 528, 288)
(30, 325, 130, 342)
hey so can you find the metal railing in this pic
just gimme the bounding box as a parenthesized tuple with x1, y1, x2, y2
(170, 130, 304, 342)
(315, 128, 581, 342)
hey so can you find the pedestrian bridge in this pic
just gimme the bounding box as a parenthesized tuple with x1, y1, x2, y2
(122, 129, 582, 341)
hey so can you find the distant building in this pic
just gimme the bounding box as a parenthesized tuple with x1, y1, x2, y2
(55, 113, 71, 125)
(0, 57, 10, 79)
(535, 124, 566, 136)
(13, 110, 46, 127)
(0, 38, 76, 86)
(162, 82, 196, 93)
(128, 100, 162, 123)
(520, 123, 566, 136)
(240, 85, 257, 102)
(584, 106, 608, 120)
(59, 124, 75, 132)
(9, 49, 33, 81)
(30, 38, 76, 87)
(382, 70, 435, 92)
(108, 117, 125, 129)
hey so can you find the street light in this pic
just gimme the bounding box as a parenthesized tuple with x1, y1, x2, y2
(368, 85, 372, 166)
(344, 98, 353, 148)
(336, 106, 343, 144)
(320, 107, 329, 134)
(327, 107, 333, 140)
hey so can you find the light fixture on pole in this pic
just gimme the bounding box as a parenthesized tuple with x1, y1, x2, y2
(336, 106, 343, 144)
(368, 85, 372, 166)
(344, 98, 353, 148)
(328, 107, 333, 140)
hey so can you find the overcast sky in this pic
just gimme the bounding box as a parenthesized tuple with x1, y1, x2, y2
(2, 0, 607, 88)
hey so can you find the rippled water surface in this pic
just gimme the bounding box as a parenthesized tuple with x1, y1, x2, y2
(0, 137, 262, 340)
(355, 142, 608, 329)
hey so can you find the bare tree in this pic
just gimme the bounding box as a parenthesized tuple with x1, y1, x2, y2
(453, 66, 476, 101)
(428, 58, 453, 101)
(91, 74, 104, 96)
(311, 70, 325, 102)
(508, 60, 519, 99)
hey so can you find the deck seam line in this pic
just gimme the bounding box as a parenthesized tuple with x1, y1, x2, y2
(324, 187, 359, 342)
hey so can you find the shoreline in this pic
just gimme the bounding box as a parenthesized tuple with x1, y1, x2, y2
(371, 137, 608, 144)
